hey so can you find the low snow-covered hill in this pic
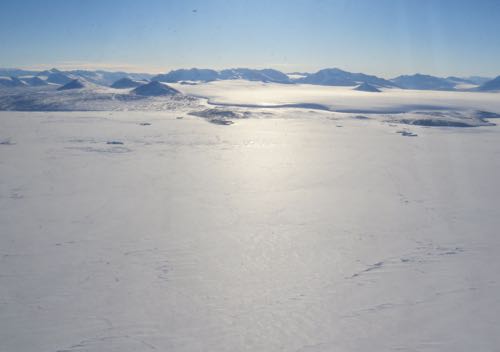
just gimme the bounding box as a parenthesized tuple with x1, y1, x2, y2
(57, 79, 86, 90)
(152, 68, 292, 84)
(132, 81, 180, 96)
(110, 77, 144, 89)
(353, 82, 381, 92)
(478, 76, 500, 91)
(390, 74, 457, 90)
(295, 68, 396, 87)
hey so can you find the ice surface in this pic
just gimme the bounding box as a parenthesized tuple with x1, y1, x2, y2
(171, 80, 500, 127)
(171, 80, 500, 113)
(2, 80, 500, 128)
(1, 107, 500, 351)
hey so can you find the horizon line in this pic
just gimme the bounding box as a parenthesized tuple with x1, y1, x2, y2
(1, 64, 498, 80)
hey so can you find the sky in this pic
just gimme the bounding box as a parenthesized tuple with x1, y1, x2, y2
(1, 0, 499, 77)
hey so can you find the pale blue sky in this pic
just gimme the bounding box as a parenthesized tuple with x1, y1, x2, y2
(1, 0, 499, 77)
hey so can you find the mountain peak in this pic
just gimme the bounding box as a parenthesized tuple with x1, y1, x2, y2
(110, 77, 142, 89)
(132, 81, 180, 96)
(478, 76, 500, 91)
(57, 79, 85, 90)
(354, 82, 381, 92)
(297, 68, 396, 87)
(390, 74, 455, 90)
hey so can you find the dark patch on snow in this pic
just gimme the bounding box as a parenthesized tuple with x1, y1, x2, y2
(208, 119, 234, 125)
(350, 261, 384, 278)
(281, 103, 331, 110)
(393, 109, 499, 128)
(189, 108, 248, 125)
(0, 138, 15, 145)
(66, 146, 131, 153)
(334, 104, 453, 114)
(396, 130, 418, 137)
(399, 119, 480, 127)
(190, 108, 246, 119)
(209, 101, 332, 111)
(476, 110, 500, 119)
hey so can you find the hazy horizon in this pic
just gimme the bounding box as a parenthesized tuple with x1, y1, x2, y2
(2, 64, 498, 80)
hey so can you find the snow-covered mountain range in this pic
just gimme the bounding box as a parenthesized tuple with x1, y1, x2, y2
(1, 67, 499, 91)
(1, 66, 500, 130)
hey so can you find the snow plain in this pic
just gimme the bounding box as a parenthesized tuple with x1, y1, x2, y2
(171, 80, 500, 112)
(1, 82, 500, 352)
